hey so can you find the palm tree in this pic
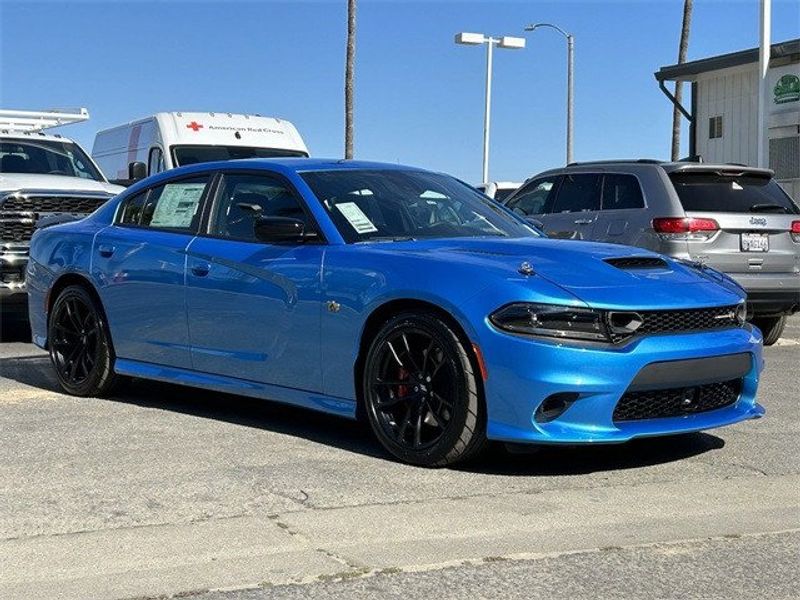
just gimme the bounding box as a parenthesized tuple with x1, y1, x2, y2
(671, 0, 693, 161)
(344, 0, 356, 159)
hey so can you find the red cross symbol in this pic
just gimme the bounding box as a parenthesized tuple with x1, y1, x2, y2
(186, 121, 204, 131)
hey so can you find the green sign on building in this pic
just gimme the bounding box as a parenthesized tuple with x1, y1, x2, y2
(774, 74, 800, 104)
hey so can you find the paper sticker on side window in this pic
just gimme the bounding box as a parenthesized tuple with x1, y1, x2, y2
(149, 183, 205, 229)
(336, 202, 378, 234)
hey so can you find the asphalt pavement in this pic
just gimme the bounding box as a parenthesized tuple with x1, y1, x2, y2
(0, 316, 798, 600)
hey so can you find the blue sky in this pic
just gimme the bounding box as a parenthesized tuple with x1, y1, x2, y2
(1, 0, 798, 183)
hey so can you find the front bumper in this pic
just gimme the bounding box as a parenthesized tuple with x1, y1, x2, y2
(481, 325, 764, 444)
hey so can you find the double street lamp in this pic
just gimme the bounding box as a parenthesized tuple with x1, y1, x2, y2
(455, 32, 526, 184)
(524, 23, 575, 165)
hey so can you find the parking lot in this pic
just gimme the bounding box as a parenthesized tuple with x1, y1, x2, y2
(0, 317, 798, 600)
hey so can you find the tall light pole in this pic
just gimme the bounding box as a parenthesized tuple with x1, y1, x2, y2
(455, 32, 526, 184)
(524, 23, 574, 165)
(757, 0, 771, 168)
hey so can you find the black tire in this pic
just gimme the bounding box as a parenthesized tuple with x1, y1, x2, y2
(362, 311, 487, 467)
(48, 285, 119, 397)
(751, 315, 786, 346)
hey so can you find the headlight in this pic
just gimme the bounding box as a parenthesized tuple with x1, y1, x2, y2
(489, 303, 609, 342)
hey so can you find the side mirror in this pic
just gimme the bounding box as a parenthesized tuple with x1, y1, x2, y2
(254, 216, 306, 243)
(525, 217, 544, 230)
(128, 161, 147, 181)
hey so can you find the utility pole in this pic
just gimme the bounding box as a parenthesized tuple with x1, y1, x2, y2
(344, 0, 356, 159)
(671, 0, 693, 161)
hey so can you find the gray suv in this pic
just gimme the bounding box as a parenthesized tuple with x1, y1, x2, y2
(502, 160, 800, 344)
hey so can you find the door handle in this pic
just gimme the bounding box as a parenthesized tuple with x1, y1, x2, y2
(573, 218, 594, 225)
(190, 263, 211, 277)
(98, 244, 115, 258)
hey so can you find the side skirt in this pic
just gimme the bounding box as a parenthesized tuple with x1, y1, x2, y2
(114, 358, 357, 419)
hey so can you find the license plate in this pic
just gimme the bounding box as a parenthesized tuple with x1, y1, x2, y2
(741, 232, 769, 252)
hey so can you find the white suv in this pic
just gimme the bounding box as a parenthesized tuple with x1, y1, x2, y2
(0, 109, 123, 318)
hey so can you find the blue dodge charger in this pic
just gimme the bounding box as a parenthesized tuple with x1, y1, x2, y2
(26, 159, 765, 466)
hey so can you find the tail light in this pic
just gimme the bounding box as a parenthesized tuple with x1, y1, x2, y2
(652, 217, 719, 241)
(791, 220, 800, 243)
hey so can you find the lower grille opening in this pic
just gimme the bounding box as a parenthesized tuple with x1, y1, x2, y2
(613, 379, 742, 422)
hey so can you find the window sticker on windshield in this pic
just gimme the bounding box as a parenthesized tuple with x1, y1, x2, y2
(336, 202, 378, 234)
(149, 183, 205, 228)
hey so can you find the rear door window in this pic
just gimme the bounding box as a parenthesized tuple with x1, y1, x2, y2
(601, 174, 645, 210)
(505, 176, 560, 216)
(552, 174, 601, 213)
(117, 176, 210, 232)
(669, 173, 800, 214)
(142, 177, 209, 230)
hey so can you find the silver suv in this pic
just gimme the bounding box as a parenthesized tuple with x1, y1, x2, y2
(502, 160, 800, 344)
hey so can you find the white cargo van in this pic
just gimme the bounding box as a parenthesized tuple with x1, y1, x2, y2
(91, 112, 309, 184)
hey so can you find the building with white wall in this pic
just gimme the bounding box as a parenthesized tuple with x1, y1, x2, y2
(656, 38, 799, 200)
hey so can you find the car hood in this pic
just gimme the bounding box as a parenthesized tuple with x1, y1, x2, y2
(372, 237, 744, 310)
(0, 173, 124, 196)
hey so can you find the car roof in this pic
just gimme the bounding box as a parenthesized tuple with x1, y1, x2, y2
(529, 160, 774, 179)
(120, 158, 434, 196)
(170, 157, 426, 175)
(0, 131, 79, 144)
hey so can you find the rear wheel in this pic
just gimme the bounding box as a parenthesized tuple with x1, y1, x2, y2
(363, 311, 486, 467)
(751, 315, 786, 346)
(48, 285, 118, 397)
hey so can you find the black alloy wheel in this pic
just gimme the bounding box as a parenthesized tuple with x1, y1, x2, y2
(48, 285, 118, 397)
(363, 311, 486, 467)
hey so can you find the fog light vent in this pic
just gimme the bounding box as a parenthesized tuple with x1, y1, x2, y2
(535, 392, 580, 423)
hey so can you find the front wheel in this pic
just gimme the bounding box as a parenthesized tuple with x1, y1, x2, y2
(362, 311, 487, 467)
(48, 285, 119, 397)
(751, 315, 786, 346)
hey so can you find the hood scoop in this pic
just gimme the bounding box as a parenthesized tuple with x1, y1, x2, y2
(604, 256, 669, 270)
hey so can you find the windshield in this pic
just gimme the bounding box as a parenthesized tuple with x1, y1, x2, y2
(669, 172, 799, 214)
(301, 169, 539, 243)
(172, 145, 308, 166)
(0, 139, 103, 181)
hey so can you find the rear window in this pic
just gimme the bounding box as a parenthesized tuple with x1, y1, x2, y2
(669, 172, 799, 214)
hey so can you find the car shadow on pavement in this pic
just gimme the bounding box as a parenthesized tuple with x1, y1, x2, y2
(0, 353, 725, 473)
(0, 315, 31, 343)
(462, 433, 725, 476)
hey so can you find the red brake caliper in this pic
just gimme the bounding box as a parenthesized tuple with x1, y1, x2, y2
(396, 367, 410, 399)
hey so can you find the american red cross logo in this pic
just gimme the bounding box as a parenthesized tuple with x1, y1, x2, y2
(186, 121, 204, 131)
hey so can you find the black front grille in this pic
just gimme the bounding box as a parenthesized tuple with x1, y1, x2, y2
(605, 256, 668, 269)
(0, 220, 35, 242)
(613, 379, 742, 422)
(0, 195, 109, 213)
(608, 305, 741, 343)
(638, 306, 739, 335)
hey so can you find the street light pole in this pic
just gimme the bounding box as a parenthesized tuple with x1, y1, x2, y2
(482, 39, 494, 185)
(524, 23, 575, 165)
(456, 32, 526, 184)
(757, 0, 771, 168)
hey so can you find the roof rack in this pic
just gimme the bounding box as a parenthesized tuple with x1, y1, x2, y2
(0, 108, 89, 133)
(566, 159, 663, 167)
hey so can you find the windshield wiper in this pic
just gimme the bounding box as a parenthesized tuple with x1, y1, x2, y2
(750, 203, 789, 214)
(362, 236, 417, 243)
